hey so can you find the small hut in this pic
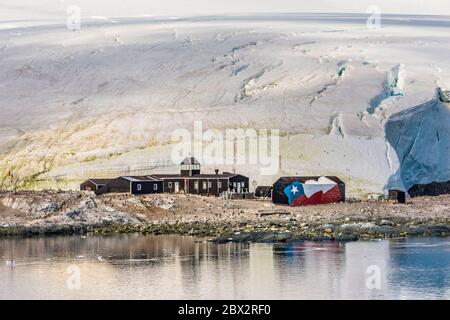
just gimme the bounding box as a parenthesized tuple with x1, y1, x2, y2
(388, 189, 406, 203)
(273, 176, 345, 206)
(255, 186, 273, 198)
(80, 179, 112, 192)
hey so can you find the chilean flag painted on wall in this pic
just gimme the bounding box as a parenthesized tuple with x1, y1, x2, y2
(283, 176, 341, 206)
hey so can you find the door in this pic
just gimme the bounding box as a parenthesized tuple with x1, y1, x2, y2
(174, 182, 179, 193)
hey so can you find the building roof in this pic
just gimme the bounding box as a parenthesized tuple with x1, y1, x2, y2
(275, 176, 345, 185)
(255, 186, 273, 197)
(192, 173, 239, 179)
(255, 186, 273, 191)
(180, 157, 201, 165)
(150, 174, 183, 178)
(86, 179, 112, 185)
(85, 171, 247, 188)
(148, 173, 243, 179)
(121, 176, 162, 182)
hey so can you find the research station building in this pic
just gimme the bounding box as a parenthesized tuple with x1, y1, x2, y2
(81, 157, 249, 196)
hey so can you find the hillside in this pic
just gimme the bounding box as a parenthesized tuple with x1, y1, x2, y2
(0, 14, 449, 197)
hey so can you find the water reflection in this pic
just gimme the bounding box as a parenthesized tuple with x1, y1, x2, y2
(0, 235, 449, 299)
(389, 239, 450, 299)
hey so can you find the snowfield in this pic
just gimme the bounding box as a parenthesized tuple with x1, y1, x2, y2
(0, 14, 449, 197)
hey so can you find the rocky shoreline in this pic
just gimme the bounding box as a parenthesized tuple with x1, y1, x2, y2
(2, 218, 450, 242)
(1, 191, 450, 242)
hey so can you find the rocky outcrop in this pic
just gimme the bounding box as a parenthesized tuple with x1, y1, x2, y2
(0, 191, 449, 241)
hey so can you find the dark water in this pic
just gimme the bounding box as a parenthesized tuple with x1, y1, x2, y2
(1, 234, 449, 300)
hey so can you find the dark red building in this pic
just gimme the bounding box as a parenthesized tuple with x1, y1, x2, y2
(81, 157, 249, 196)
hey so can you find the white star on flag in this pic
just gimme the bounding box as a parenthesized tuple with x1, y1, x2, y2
(291, 185, 299, 194)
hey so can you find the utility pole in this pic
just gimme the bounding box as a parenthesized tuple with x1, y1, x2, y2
(233, 138, 236, 174)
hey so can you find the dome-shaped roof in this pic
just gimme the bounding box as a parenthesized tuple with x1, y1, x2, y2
(180, 157, 201, 165)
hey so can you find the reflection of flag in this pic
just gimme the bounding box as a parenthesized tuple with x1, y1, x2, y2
(283, 177, 341, 206)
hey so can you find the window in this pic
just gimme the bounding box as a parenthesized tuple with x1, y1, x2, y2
(168, 182, 172, 188)
(208, 181, 212, 188)
(203, 181, 207, 189)
(194, 181, 198, 190)
(218, 181, 222, 188)
(137, 184, 142, 191)
(241, 181, 245, 187)
(233, 182, 237, 188)
(153, 184, 158, 191)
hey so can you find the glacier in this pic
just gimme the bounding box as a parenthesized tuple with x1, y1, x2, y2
(0, 13, 449, 197)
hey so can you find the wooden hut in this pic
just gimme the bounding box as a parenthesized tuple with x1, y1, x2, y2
(80, 179, 112, 192)
(255, 186, 273, 198)
(388, 189, 406, 203)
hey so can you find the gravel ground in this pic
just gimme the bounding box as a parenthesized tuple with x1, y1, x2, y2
(0, 191, 449, 241)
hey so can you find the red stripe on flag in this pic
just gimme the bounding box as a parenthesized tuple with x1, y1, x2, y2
(290, 185, 341, 206)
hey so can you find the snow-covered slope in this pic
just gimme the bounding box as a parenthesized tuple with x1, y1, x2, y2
(0, 14, 449, 197)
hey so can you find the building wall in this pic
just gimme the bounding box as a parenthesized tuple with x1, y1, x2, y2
(229, 175, 250, 193)
(186, 178, 230, 195)
(255, 187, 272, 197)
(187, 179, 199, 194)
(163, 178, 186, 193)
(131, 181, 163, 195)
(408, 181, 450, 197)
(217, 178, 229, 195)
(91, 174, 251, 196)
(96, 177, 130, 195)
(80, 181, 97, 191)
(198, 179, 210, 195)
(181, 169, 200, 177)
(188, 178, 209, 195)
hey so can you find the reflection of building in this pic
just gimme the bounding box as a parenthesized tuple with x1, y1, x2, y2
(271, 241, 346, 299)
(339, 241, 390, 299)
(81, 157, 249, 196)
(246, 243, 277, 299)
